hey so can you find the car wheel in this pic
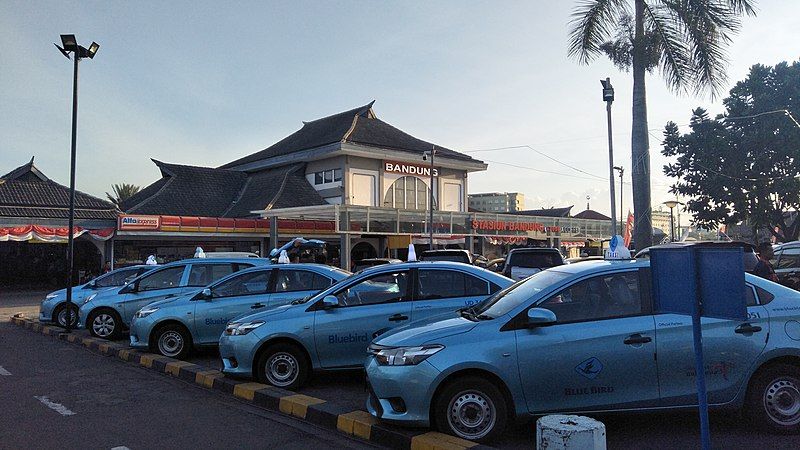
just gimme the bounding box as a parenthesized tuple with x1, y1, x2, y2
(53, 303, 79, 328)
(433, 376, 507, 443)
(256, 343, 309, 390)
(153, 324, 192, 359)
(88, 309, 122, 340)
(747, 363, 800, 433)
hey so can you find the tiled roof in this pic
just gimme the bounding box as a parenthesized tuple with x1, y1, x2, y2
(0, 159, 118, 220)
(221, 102, 482, 169)
(574, 209, 612, 221)
(124, 161, 326, 218)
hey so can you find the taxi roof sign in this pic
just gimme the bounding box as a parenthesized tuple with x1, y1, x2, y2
(603, 235, 631, 260)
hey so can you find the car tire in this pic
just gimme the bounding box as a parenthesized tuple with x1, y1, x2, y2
(87, 309, 123, 340)
(746, 363, 800, 433)
(256, 343, 309, 390)
(152, 324, 192, 359)
(433, 376, 507, 443)
(53, 303, 79, 328)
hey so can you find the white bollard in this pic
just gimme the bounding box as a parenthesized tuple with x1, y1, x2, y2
(536, 414, 606, 450)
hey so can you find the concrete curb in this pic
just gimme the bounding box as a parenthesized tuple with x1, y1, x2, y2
(10, 314, 493, 450)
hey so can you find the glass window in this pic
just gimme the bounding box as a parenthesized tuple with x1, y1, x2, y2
(383, 177, 431, 210)
(187, 263, 235, 287)
(274, 270, 333, 293)
(333, 168, 342, 182)
(745, 285, 757, 307)
(509, 252, 562, 268)
(324, 170, 334, 183)
(315, 172, 323, 185)
(539, 271, 642, 323)
(477, 270, 571, 318)
(406, 178, 417, 208)
(213, 270, 270, 298)
(418, 270, 465, 300)
(336, 271, 409, 306)
(138, 266, 186, 291)
(778, 248, 800, 270)
(394, 178, 405, 207)
(94, 268, 140, 287)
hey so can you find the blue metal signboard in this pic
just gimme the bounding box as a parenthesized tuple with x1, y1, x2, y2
(649, 243, 747, 450)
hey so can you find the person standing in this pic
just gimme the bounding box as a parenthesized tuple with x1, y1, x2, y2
(754, 242, 779, 283)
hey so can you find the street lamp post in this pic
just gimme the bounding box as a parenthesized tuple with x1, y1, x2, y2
(55, 35, 99, 332)
(423, 147, 436, 250)
(601, 78, 618, 237)
(663, 200, 682, 242)
(614, 166, 624, 234)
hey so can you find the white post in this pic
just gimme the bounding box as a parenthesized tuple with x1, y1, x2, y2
(536, 415, 606, 450)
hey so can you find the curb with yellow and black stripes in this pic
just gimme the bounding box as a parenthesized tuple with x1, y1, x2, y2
(11, 314, 494, 450)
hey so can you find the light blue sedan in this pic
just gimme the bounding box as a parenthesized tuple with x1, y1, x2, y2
(218, 261, 512, 389)
(78, 258, 270, 339)
(365, 259, 800, 442)
(39, 265, 156, 327)
(129, 264, 350, 359)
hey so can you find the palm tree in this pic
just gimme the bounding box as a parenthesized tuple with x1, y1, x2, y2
(106, 183, 141, 207)
(568, 0, 756, 250)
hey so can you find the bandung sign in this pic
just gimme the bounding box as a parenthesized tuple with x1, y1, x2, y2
(384, 160, 438, 177)
(119, 215, 160, 230)
(471, 220, 581, 234)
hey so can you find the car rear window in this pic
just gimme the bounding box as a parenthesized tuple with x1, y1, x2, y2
(509, 252, 562, 268)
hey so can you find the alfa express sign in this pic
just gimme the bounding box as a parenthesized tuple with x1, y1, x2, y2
(384, 160, 438, 177)
(119, 215, 160, 230)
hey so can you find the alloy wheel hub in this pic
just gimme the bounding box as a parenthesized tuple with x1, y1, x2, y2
(92, 314, 115, 337)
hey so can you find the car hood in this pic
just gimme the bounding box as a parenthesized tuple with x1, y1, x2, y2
(229, 302, 299, 323)
(374, 312, 478, 347)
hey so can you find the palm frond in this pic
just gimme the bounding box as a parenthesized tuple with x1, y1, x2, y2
(567, 0, 630, 64)
(725, 0, 757, 16)
(643, 2, 689, 92)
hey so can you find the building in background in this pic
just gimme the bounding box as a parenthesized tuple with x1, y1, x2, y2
(468, 192, 525, 213)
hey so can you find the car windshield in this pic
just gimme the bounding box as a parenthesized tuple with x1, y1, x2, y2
(473, 269, 571, 318)
(509, 252, 561, 268)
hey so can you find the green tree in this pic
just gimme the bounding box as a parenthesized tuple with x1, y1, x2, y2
(662, 60, 800, 242)
(106, 183, 141, 207)
(568, 0, 756, 249)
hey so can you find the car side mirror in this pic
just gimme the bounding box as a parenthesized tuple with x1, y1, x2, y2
(527, 308, 557, 327)
(321, 295, 338, 310)
(87, 280, 97, 289)
(201, 288, 212, 300)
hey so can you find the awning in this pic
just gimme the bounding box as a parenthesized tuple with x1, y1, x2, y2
(411, 235, 465, 246)
(483, 236, 529, 245)
(0, 225, 115, 243)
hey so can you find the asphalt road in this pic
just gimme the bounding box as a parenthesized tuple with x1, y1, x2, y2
(4, 291, 800, 449)
(0, 317, 375, 449)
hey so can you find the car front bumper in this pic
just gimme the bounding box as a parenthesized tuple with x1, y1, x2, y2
(219, 332, 260, 378)
(364, 356, 440, 427)
(128, 315, 154, 350)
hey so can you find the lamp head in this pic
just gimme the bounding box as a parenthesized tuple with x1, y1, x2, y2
(85, 42, 100, 59)
(600, 77, 614, 102)
(60, 34, 78, 51)
(663, 200, 681, 209)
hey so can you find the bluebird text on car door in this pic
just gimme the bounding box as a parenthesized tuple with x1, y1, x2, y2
(313, 271, 413, 368)
(515, 270, 659, 413)
(192, 269, 272, 344)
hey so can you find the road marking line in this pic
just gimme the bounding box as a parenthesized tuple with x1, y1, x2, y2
(0, 366, 11, 376)
(34, 396, 76, 416)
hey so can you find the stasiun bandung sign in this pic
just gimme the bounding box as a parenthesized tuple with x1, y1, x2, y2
(471, 220, 581, 234)
(384, 160, 438, 177)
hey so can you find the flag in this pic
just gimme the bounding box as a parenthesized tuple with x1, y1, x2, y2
(623, 211, 634, 248)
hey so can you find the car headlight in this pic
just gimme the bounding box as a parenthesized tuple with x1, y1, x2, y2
(135, 306, 159, 319)
(45, 293, 58, 301)
(83, 293, 97, 305)
(224, 321, 265, 336)
(373, 345, 444, 366)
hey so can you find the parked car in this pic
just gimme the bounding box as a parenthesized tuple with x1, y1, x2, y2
(78, 258, 270, 339)
(419, 249, 473, 265)
(205, 251, 260, 258)
(39, 265, 157, 327)
(353, 258, 402, 272)
(502, 247, 564, 280)
(565, 256, 604, 264)
(129, 264, 350, 358)
(218, 262, 513, 389)
(366, 259, 799, 442)
(635, 241, 759, 273)
(772, 241, 800, 290)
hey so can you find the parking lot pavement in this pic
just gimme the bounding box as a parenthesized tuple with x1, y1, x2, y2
(0, 289, 46, 320)
(0, 319, 375, 449)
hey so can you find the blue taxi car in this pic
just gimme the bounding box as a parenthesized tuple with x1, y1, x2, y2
(78, 258, 269, 339)
(219, 261, 512, 389)
(39, 265, 156, 327)
(365, 259, 800, 442)
(129, 264, 350, 358)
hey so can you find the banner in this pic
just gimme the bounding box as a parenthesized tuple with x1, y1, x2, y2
(0, 225, 114, 242)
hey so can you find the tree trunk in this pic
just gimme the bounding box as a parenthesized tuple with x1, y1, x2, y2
(631, 0, 653, 250)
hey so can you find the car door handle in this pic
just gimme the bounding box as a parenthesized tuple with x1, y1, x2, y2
(623, 334, 652, 345)
(388, 314, 408, 322)
(251, 303, 265, 309)
(735, 323, 762, 334)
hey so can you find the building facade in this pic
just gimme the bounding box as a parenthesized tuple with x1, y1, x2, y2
(468, 192, 525, 213)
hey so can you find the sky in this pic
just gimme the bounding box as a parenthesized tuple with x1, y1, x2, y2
(1, 1, 798, 219)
